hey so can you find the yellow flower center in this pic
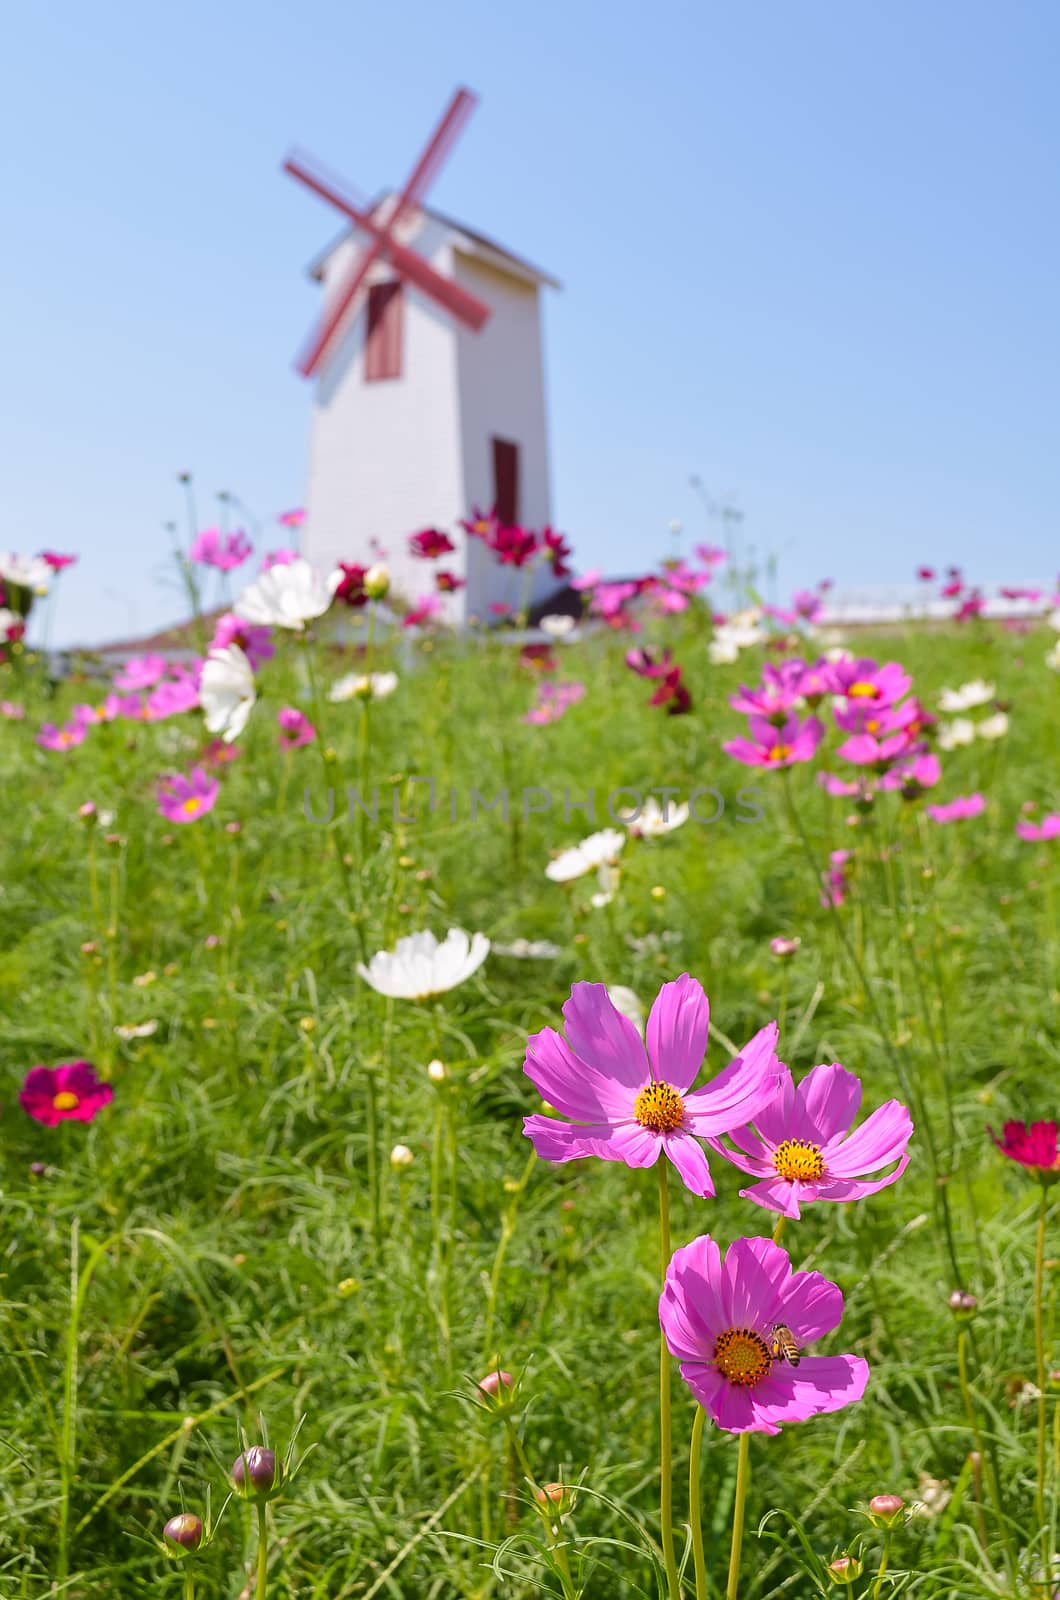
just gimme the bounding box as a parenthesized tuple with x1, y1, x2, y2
(52, 1091, 80, 1111)
(714, 1326, 773, 1386)
(865, 717, 880, 733)
(773, 1138, 825, 1181)
(181, 797, 201, 815)
(766, 744, 792, 763)
(848, 681, 879, 699)
(633, 1081, 686, 1132)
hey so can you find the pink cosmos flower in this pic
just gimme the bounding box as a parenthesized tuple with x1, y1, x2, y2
(410, 527, 455, 559)
(522, 977, 783, 1197)
(790, 589, 824, 624)
(157, 766, 219, 824)
(1016, 813, 1060, 842)
(955, 590, 985, 621)
(277, 508, 305, 529)
(210, 613, 274, 670)
(277, 707, 316, 749)
(523, 681, 585, 725)
(20, 1061, 113, 1126)
(833, 693, 920, 740)
(694, 544, 727, 567)
(836, 729, 918, 768)
(202, 737, 242, 768)
(261, 547, 298, 570)
(926, 794, 985, 824)
(147, 671, 201, 719)
(403, 594, 442, 628)
(489, 602, 512, 617)
(879, 752, 942, 796)
(916, 566, 936, 581)
(724, 714, 824, 769)
(39, 551, 78, 570)
(821, 849, 851, 908)
(37, 720, 86, 752)
(1, 701, 24, 719)
(830, 659, 911, 707)
(707, 1062, 912, 1219)
(490, 524, 539, 568)
(572, 568, 603, 591)
(72, 696, 122, 726)
(659, 1234, 869, 1434)
(114, 654, 168, 691)
(435, 569, 466, 593)
(818, 771, 867, 799)
(989, 1120, 1059, 1176)
(542, 528, 573, 578)
(730, 662, 806, 721)
(190, 527, 253, 571)
(626, 647, 676, 679)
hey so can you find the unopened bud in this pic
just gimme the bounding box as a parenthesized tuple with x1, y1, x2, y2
(390, 1143, 414, 1169)
(231, 1445, 282, 1499)
(364, 563, 390, 599)
(828, 1555, 862, 1584)
(948, 1289, 978, 1319)
(476, 1369, 517, 1414)
(533, 1481, 575, 1517)
(427, 1058, 448, 1084)
(868, 1493, 906, 1527)
(769, 935, 801, 958)
(163, 1512, 203, 1552)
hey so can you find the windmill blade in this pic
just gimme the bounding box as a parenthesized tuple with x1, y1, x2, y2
(391, 86, 477, 222)
(285, 152, 490, 374)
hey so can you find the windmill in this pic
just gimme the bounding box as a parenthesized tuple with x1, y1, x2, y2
(286, 87, 561, 624)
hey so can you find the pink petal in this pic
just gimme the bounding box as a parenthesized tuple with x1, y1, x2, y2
(663, 1235, 725, 1339)
(522, 1114, 624, 1163)
(740, 1063, 794, 1145)
(662, 1130, 715, 1197)
(683, 1023, 783, 1135)
(720, 1236, 790, 1329)
(712, 1380, 764, 1434)
(748, 1355, 869, 1427)
(819, 1155, 910, 1202)
(706, 1125, 776, 1177)
(645, 974, 710, 1092)
(738, 1175, 806, 1218)
(675, 1361, 728, 1417)
(776, 1269, 845, 1342)
(793, 1063, 861, 1143)
(560, 983, 650, 1094)
(822, 1100, 913, 1177)
(524, 1026, 638, 1121)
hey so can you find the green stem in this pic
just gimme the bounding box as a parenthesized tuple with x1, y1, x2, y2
(955, 1328, 991, 1554)
(184, 1569, 195, 1600)
(256, 1500, 268, 1600)
(689, 1406, 708, 1600)
(871, 1532, 891, 1598)
(1035, 1185, 1049, 1541)
(658, 1161, 682, 1599)
(724, 1433, 751, 1600)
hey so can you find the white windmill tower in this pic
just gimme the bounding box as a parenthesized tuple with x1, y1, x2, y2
(285, 88, 562, 623)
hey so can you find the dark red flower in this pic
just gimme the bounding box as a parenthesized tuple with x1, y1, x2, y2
(917, 566, 936, 581)
(491, 524, 539, 569)
(20, 1062, 114, 1126)
(39, 551, 78, 570)
(625, 647, 675, 679)
(989, 1120, 1060, 1179)
(541, 527, 573, 579)
(520, 643, 557, 673)
(409, 528, 455, 560)
(649, 667, 693, 715)
(435, 569, 466, 592)
(331, 563, 369, 608)
(460, 504, 498, 541)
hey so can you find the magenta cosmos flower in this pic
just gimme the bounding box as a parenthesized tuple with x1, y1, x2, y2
(926, 793, 985, 824)
(210, 612, 274, 670)
(707, 1062, 912, 1219)
(190, 527, 253, 571)
(522, 977, 783, 1197)
(830, 658, 911, 707)
(724, 714, 824, 769)
(409, 527, 455, 559)
(157, 765, 219, 823)
(20, 1061, 114, 1126)
(37, 720, 87, 752)
(39, 550, 78, 570)
(989, 1120, 1060, 1178)
(1016, 813, 1060, 842)
(277, 707, 316, 749)
(114, 653, 168, 691)
(660, 1234, 869, 1434)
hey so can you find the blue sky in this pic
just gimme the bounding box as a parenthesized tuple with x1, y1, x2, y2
(5, 0, 1059, 645)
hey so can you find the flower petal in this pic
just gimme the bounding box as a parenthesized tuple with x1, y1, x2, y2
(793, 1063, 862, 1143)
(738, 1175, 805, 1218)
(663, 1130, 715, 1197)
(524, 1027, 634, 1121)
(720, 1236, 791, 1329)
(645, 974, 710, 1092)
(822, 1100, 913, 1177)
(559, 983, 650, 1094)
(777, 1269, 845, 1343)
(683, 1023, 783, 1135)
(748, 1355, 869, 1428)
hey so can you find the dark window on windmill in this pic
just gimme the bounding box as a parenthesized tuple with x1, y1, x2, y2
(365, 281, 403, 382)
(492, 437, 520, 524)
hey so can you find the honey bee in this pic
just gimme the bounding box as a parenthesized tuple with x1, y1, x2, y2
(769, 1323, 801, 1367)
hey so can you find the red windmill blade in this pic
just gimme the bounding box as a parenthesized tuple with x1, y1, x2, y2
(286, 86, 491, 378)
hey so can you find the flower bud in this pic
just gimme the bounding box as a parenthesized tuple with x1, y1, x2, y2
(769, 935, 801, 958)
(163, 1511, 203, 1552)
(476, 1369, 517, 1414)
(947, 1289, 978, 1319)
(364, 563, 390, 599)
(427, 1058, 448, 1084)
(533, 1481, 575, 1518)
(828, 1555, 862, 1585)
(868, 1493, 906, 1527)
(231, 1445, 282, 1499)
(390, 1143, 414, 1170)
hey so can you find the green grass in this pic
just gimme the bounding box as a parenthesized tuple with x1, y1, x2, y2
(0, 609, 1058, 1598)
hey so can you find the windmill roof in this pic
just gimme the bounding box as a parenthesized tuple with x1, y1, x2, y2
(306, 198, 561, 291)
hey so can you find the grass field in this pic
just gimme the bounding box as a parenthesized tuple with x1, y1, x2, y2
(2, 589, 1058, 1599)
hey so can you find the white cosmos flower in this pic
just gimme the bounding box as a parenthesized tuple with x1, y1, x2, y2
(590, 863, 620, 908)
(938, 679, 995, 713)
(492, 938, 563, 959)
(976, 711, 1009, 740)
(622, 796, 690, 836)
(358, 927, 490, 999)
(1047, 639, 1060, 671)
(708, 635, 740, 665)
(329, 670, 398, 702)
(0, 552, 51, 593)
(545, 827, 625, 883)
(114, 1019, 159, 1040)
(607, 985, 645, 1036)
(235, 558, 332, 629)
(1049, 608, 1060, 632)
(540, 614, 578, 639)
(937, 717, 976, 751)
(200, 645, 256, 743)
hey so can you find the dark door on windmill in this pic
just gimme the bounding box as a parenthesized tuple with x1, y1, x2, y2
(365, 282, 403, 382)
(491, 438, 520, 525)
